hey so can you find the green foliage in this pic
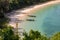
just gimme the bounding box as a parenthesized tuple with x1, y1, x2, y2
(0, 0, 9, 13)
(0, 0, 10, 29)
(50, 32, 60, 40)
(0, 0, 52, 13)
(23, 30, 48, 40)
(29, 30, 41, 39)
(0, 26, 19, 40)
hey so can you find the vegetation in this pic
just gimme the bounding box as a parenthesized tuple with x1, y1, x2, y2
(0, 0, 52, 13)
(23, 30, 60, 40)
(50, 32, 60, 40)
(0, 26, 19, 40)
(0, 28, 60, 40)
(0, 0, 19, 40)
(23, 30, 48, 40)
(0, 0, 60, 40)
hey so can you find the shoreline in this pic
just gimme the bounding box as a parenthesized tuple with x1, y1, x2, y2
(9, 0, 60, 28)
(20, 0, 60, 14)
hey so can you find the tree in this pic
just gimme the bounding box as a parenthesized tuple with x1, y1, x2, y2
(29, 30, 41, 40)
(23, 30, 48, 40)
(0, 0, 10, 29)
(23, 32, 31, 40)
(0, 26, 19, 40)
(50, 32, 60, 40)
(0, 0, 9, 13)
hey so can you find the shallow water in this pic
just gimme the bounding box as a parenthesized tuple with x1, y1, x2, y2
(20, 3, 60, 37)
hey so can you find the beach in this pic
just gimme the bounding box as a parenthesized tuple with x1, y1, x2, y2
(8, 0, 60, 28)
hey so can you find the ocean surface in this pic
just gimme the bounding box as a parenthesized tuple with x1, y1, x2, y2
(19, 3, 60, 37)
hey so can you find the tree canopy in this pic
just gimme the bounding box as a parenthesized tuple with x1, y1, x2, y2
(0, 26, 19, 40)
(23, 30, 48, 40)
(50, 32, 60, 40)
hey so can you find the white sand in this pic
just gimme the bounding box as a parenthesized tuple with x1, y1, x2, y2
(20, 0, 60, 14)
(9, 0, 60, 28)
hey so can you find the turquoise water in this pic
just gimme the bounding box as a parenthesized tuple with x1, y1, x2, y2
(21, 3, 60, 37)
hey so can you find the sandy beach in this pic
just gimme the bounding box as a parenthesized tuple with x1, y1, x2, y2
(9, 0, 60, 28)
(20, 0, 60, 13)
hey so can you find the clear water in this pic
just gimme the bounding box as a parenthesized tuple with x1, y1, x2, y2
(20, 3, 60, 37)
